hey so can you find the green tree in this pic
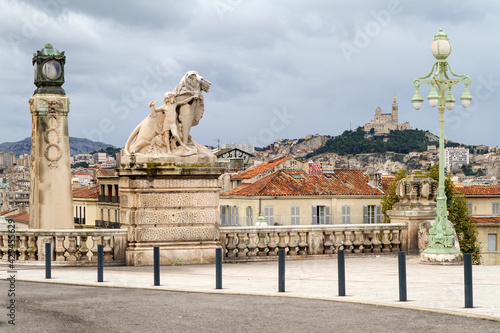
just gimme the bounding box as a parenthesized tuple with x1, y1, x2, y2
(382, 165, 481, 264)
(381, 168, 408, 223)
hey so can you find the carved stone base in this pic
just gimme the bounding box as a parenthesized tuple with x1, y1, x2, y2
(118, 161, 224, 266)
(126, 241, 219, 266)
(387, 208, 436, 254)
(420, 251, 463, 265)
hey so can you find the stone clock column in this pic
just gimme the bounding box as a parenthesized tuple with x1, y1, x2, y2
(29, 44, 73, 229)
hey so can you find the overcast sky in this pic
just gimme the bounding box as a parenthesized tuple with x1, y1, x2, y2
(1, 0, 499, 149)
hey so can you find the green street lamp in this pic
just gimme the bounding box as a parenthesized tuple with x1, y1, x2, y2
(411, 29, 471, 256)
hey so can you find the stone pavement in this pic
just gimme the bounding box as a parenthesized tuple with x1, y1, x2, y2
(2, 255, 499, 322)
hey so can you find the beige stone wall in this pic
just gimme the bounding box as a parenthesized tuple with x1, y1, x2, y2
(466, 197, 500, 215)
(219, 195, 383, 225)
(476, 223, 500, 265)
(73, 197, 99, 227)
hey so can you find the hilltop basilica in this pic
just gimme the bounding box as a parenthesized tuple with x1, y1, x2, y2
(364, 95, 410, 134)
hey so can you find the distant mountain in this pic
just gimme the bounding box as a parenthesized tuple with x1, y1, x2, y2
(0, 137, 116, 156)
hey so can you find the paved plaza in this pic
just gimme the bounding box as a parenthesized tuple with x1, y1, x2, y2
(1, 255, 500, 330)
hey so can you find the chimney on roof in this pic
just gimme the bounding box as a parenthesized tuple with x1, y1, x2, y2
(367, 169, 382, 188)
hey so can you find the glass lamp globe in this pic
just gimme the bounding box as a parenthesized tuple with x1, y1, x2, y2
(431, 29, 451, 60)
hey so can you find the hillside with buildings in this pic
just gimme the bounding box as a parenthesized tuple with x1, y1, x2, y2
(0, 137, 115, 156)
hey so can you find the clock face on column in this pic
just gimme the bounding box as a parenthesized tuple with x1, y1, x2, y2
(42, 60, 62, 80)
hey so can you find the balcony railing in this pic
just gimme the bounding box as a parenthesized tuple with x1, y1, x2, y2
(74, 217, 86, 225)
(98, 195, 120, 203)
(0, 228, 127, 265)
(220, 223, 407, 261)
(95, 220, 121, 229)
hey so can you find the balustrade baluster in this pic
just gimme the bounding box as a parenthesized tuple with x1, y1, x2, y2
(226, 233, 237, 258)
(372, 230, 381, 253)
(333, 231, 343, 253)
(267, 232, 278, 256)
(277, 232, 288, 255)
(381, 230, 391, 253)
(288, 232, 298, 255)
(27, 236, 37, 261)
(17, 236, 27, 261)
(343, 231, 353, 254)
(90, 236, 101, 262)
(79, 236, 90, 261)
(236, 233, 248, 257)
(103, 236, 113, 262)
(257, 232, 268, 256)
(391, 229, 401, 252)
(247, 232, 257, 257)
(55, 236, 65, 261)
(67, 236, 78, 261)
(323, 231, 333, 254)
(298, 232, 308, 255)
(353, 231, 364, 254)
(363, 231, 373, 253)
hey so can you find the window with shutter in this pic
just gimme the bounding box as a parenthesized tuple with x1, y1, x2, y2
(467, 202, 473, 214)
(488, 234, 497, 251)
(342, 206, 351, 224)
(291, 206, 300, 225)
(246, 206, 253, 226)
(264, 206, 274, 225)
(493, 202, 500, 216)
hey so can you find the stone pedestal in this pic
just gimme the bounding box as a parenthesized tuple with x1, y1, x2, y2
(387, 207, 436, 254)
(118, 157, 224, 266)
(387, 174, 438, 254)
(29, 94, 73, 229)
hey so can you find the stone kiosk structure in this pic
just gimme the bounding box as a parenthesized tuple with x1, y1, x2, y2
(387, 173, 462, 261)
(29, 44, 73, 229)
(387, 174, 438, 254)
(119, 71, 224, 266)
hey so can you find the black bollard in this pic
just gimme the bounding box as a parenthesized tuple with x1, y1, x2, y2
(154, 247, 160, 286)
(45, 243, 51, 279)
(216, 248, 222, 289)
(97, 244, 103, 282)
(398, 251, 407, 301)
(464, 253, 473, 308)
(338, 249, 345, 296)
(278, 249, 285, 292)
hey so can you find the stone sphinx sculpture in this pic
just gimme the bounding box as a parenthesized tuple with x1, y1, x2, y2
(124, 71, 213, 159)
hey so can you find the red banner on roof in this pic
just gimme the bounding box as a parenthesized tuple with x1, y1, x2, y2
(308, 163, 322, 175)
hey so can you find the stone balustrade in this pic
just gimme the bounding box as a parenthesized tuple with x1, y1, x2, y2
(0, 229, 128, 265)
(220, 224, 407, 261)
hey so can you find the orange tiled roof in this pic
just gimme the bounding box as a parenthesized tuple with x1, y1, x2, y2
(222, 169, 384, 196)
(0, 209, 16, 216)
(455, 185, 500, 196)
(96, 169, 117, 177)
(471, 215, 500, 223)
(231, 156, 293, 180)
(7, 212, 29, 223)
(73, 185, 99, 199)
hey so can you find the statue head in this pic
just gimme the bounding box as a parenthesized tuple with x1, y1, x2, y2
(164, 92, 176, 105)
